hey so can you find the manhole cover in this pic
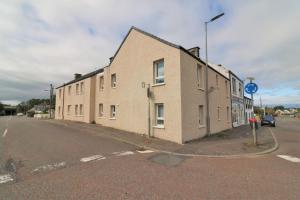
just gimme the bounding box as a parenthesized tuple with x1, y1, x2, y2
(149, 153, 187, 167)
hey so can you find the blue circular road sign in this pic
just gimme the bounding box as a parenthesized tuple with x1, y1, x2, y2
(245, 82, 258, 94)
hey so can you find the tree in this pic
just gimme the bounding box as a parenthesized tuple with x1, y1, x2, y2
(0, 101, 3, 112)
(273, 105, 284, 111)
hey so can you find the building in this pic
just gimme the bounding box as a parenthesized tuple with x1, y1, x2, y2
(209, 64, 245, 127)
(244, 96, 253, 124)
(55, 26, 232, 144)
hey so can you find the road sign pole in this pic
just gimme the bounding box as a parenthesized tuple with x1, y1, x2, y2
(248, 78, 257, 146)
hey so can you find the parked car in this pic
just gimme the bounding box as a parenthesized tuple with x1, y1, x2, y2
(261, 115, 276, 127)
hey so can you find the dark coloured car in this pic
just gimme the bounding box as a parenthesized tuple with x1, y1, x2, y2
(261, 115, 276, 127)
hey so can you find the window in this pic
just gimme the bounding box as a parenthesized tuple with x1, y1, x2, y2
(111, 74, 116, 88)
(99, 76, 104, 90)
(59, 89, 62, 99)
(75, 105, 78, 116)
(196, 64, 203, 88)
(79, 104, 84, 115)
(225, 80, 228, 97)
(239, 83, 243, 97)
(58, 106, 61, 116)
(67, 105, 71, 115)
(99, 103, 103, 117)
(80, 82, 84, 94)
(155, 103, 164, 127)
(110, 105, 116, 119)
(227, 106, 229, 121)
(68, 86, 71, 95)
(216, 75, 219, 88)
(198, 105, 204, 126)
(217, 106, 221, 121)
(232, 78, 237, 95)
(76, 84, 79, 95)
(154, 59, 164, 84)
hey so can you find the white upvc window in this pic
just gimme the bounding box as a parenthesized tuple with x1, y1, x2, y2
(75, 105, 78, 116)
(79, 104, 84, 116)
(196, 64, 204, 88)
(80, 82, 84, 94)
(68, 86, 71, 95)
(99, 76, 104, 90)
(67, 105, 71, 115)
(111, 74, 116, 88)
(154, 59, 164, 84)
(110, 105, 116, 119)
(99, 103, 103, 117)
(76, 84, 79, 95)
(155, 103, 164, 127)
(199, 105, 204, 126)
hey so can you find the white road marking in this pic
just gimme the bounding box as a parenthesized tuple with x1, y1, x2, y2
(113, 151, 135, 156)
(277, 155, 300, 163)
(0, 174, 14, 184)
(137, 150, 154, 154)
(80, 155, 106, 162)
(2, 129, 7, 138)
(32, 162, 66, 174)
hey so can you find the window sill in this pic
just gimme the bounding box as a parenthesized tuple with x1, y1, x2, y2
(197, 87, 205, 91)
(152, 83, 165, 87)
(198, 125, 206, 129)
(109, 117, 116, 120)
(153, 125, 165, 129)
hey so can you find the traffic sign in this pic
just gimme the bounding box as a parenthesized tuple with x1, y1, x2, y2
(245, 82, 258, 94)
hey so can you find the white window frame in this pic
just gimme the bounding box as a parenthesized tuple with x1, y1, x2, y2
(99, 103, 103, 117)
(99, 76, 104, 91)
(111, 74, 116, 88)
(155, 103, 164, 127)
(110, 105, 116, 119)
(154, 59, 164, 85)
(196, 64, 204, 89)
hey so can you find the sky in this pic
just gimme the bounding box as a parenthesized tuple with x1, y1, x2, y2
(0, 0, 299, 106)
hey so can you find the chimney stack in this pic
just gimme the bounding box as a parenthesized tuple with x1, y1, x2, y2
(188, 47, 200, 58)
(109, 56, 114, 63)
(74, 73, 82, 79)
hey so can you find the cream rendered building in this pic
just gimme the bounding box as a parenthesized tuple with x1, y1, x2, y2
(56, 27, 232, 144)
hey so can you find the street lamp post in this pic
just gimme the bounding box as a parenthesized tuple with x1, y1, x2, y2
(205, 13, 224, 136)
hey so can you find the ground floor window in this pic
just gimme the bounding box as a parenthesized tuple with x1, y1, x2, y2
(227, 106, 230, 121)
(67, 105, 71, 115)
(58, 106, 61, 116)
(99, 103, 103, 117)
(75, 105, 78, 116)
(155, 103, 164, 127)
(110, 105, 116, 119)
(199, 105, 204, 126)
(217, 106, 221, 121)
(79, 104, 84, 115)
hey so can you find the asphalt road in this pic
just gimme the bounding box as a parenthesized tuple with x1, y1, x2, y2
(0, 116, 299, 199)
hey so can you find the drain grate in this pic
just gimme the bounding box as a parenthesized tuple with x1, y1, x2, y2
(148, 153, 187, 167)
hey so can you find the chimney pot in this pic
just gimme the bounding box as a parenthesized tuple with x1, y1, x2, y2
(74, 73, 82, 79)
(188, 47, 200, 58)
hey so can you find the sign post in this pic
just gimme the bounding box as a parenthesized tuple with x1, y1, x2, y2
(245, 78, 258, 146)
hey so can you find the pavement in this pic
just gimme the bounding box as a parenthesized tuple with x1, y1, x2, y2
(0, 116, 299, 199)
(45, 119, 277, 156)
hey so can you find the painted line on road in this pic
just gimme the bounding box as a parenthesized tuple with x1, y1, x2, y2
(0, 174, 14, 184)
(137, 150, 154, 154)
(80, 155, 106, 162)
(277, 155, 300, 163)
(31, 162, 67, 174)
(2, 128, 7, 138)
(113, 151, 135, 156)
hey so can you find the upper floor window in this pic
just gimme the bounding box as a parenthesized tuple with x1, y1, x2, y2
(154, 59, 164, 84)
(80, 82, 84, 94)
(68, 86, 71, 95)
(155, 103, 164, 127)
(59, 89, 62, 99)
(232, 78, 237, 95)
(111, 74, 116, 88)
(76, 84, 79, 95)
(239, 83, 243, 97)
(99, 76, 104, 90)
(196, 64, 204, 88)
(216, 75, 219, 88)
(225, 80, 229, 97)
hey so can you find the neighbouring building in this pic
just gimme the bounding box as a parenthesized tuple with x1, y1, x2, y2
(244, 96, 253, 124)
(209, 64, 245, 127)
(55, 26, 232, 144)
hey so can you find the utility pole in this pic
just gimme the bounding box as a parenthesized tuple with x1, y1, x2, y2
(205, 12, 225, 136)
(49, 84, 53, 119)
